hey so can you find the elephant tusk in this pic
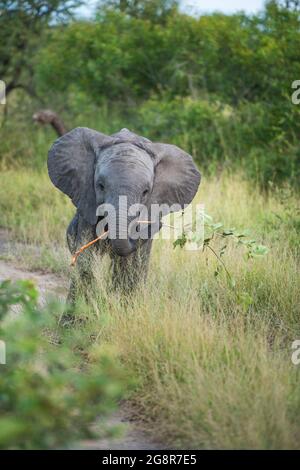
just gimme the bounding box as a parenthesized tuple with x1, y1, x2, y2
(71, 230, 109, 266)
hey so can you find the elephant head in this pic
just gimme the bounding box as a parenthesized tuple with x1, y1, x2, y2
(48, 127, 201, 257)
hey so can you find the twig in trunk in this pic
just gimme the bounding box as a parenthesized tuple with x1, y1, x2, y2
(71, 230, 109, 266)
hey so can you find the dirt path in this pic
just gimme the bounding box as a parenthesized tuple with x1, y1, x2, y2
(0, 233, 164, 450)
(0, 259, 67, 304)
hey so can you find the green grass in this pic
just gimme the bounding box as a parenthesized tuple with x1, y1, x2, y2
(0, 170, 74, 244)
(0, 170, 74, 274)
(0, 168, 299, 449)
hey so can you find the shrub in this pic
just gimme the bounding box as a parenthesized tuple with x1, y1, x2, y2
(136, 96, 300, 186)
(0, 280, 126, 449)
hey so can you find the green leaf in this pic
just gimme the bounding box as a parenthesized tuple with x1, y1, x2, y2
(173, 233, 187, 249)
(211, 222, 223, 231)
(250, 245, 269, 257)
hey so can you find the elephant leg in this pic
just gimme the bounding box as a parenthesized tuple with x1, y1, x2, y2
(64, 212, 98, 313)
(62, 255, 97, 327)
(111, 239, 152, 293)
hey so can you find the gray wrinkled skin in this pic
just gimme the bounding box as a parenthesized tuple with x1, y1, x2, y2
(48, 128, 201, 303)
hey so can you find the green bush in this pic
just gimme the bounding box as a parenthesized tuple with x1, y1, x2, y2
(30, 2, 300, 187)
(0, 280, 126, 449)
(2, 91, 300, 187)
(2, 2, 300, 186)
(136, 96, 300, 186)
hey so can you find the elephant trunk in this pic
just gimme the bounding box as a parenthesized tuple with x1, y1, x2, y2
(109, 195, 138, 257)
(111, 238, 135, 257)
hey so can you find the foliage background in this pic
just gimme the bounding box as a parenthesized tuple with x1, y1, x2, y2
(1, 0, 300, 450)
(1, 0, 300, 186)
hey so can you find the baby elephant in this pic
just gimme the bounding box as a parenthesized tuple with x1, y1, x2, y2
(48, 127, 201, 300)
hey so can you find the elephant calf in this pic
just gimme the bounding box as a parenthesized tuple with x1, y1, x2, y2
(48, 127, 200, 301)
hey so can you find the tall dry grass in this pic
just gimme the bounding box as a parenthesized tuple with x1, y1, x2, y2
(77, 174, 300, 449)
(0, 169, 299, 448)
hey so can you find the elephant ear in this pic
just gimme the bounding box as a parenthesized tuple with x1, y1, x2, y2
(150, 143, 201, 214)
(48, 127, 112, 226)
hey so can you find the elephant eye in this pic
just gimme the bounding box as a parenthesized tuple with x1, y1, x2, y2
(99, 183, 105, 191)
(142, 189, 149, 198)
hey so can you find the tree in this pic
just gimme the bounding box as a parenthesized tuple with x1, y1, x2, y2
(0, 0, 81, 98)
(98, 0, 179, 22)
(279, 0, 300, 10)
